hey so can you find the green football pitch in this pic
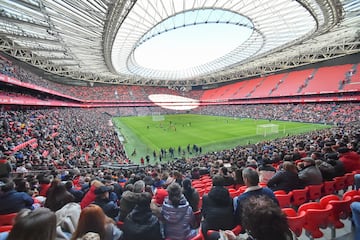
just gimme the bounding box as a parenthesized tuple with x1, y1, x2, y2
(112, 114, 331, 164)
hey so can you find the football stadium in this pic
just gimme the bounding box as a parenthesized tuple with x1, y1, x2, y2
(0, 0, 360, 239)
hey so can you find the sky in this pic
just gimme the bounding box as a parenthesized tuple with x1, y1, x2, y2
(134, 12, 253, 71)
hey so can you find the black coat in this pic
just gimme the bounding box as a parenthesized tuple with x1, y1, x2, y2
(201, 186, 235, 237)
(93, 197, 120, 220)
(267, 170, 303, 193)
(183, 187, 200, 212)
(123, 205, 162, 240)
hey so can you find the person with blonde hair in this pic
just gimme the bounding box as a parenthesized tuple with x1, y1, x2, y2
(71, 204, 123, 240)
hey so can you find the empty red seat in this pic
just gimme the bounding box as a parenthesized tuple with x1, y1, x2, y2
(291, 188, 308, 208)
(229, 189, 242, 199)
(197, 189, 205, 197)
(322, 180, 335, 196)
(320, 194, 351, 228)
(275, 192, 293, 208)
(282, 208, 306, 237)
(192, 180, 202, 185)
(193, 183, 205, 189)
(343, 190, 360, 204)
(344, 172, 355, 190)
(306, 184, 323, 201)
(200, 175, 210, 180)
(333, 176, 346, 193)
(273, 190, 287, 195)
(298, 202, 333, 238)
(201, 179, 212, 184)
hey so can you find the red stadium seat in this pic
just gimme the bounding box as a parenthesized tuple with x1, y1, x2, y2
(322, 180, 335, 196)
(282, 208, 306, 237)
(275, 192, 293, 208)
(193, 183, 205, 189)
(319, 194, 352, 238)
(205, 186, 212, 193)
(0, 213, 17, 233)
(201, 179, 212, 185)
(229, 189, 242, 199)
(306, 184, 323, 201)
(192, 180, 202, 185)
(333, 176, 346, 194)
(320, 195, 351, 227)
(344, 172, 355, 190)
(273, 190, 287, 195)
(197, 188, 205, 197)
(343, 190, 360, 204)
(291, 188, 308, 208)
(298, 202, 333, 238)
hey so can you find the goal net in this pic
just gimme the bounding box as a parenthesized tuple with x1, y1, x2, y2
(152, 112, 165, 121)
(256, 124, 279, 136)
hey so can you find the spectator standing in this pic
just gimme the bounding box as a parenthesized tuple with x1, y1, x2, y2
(123, 192, 162, 240)
(161, 183, 197, 240)
(201, 175, 235, 239)
(182, 178, 200, 212)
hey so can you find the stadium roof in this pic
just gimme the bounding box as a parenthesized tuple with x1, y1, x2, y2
(0, 0, 359, 87)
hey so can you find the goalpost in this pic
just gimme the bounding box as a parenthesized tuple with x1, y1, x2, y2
(256, 124, 279, 137)
(152, 112, 165, 121)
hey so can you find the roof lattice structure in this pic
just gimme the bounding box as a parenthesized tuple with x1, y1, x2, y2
(0, 0, 359, 87)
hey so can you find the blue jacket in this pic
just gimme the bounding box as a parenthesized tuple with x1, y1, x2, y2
(234, 186, 278, 225)
(161, 195, 197, 240)
(0, 190, 34, 214)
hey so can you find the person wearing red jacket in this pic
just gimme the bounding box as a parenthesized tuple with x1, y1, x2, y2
(338, 147, 360, 173)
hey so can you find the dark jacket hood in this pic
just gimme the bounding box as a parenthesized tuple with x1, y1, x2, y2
(208, 186, 231, 206)
(122, 190, 141, 202)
